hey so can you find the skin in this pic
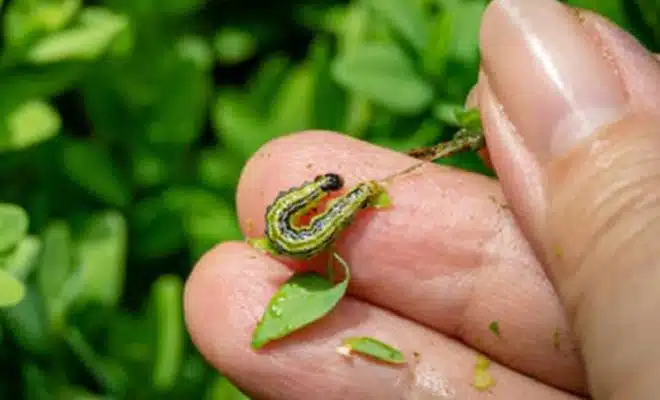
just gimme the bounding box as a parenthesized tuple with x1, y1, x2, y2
(184, 1, 660, 399)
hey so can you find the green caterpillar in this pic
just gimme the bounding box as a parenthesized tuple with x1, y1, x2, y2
(250, 173, 390, 259)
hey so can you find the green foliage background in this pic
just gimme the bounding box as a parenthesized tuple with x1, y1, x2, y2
(0, 0, 657, 398)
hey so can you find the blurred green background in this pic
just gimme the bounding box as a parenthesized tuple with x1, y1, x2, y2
(0, 0, 657, 398)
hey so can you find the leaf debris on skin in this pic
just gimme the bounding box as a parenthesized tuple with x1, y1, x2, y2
(488, 321, 500, 337)
(472, 354, 495, 391)
(553, 244, 563, 259)
(337, 336, 407, 365)
(552, 328, 561, 351)
(245, 218, 254, 234)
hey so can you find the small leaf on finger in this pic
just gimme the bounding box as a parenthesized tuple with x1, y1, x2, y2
(339, 336, 406, 365)
(251, 252, 350, 349)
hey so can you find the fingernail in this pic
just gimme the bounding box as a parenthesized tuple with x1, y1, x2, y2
(579, 10, 660, 116)
(465, 83, 480, 108)
(480, 0, 628, 162)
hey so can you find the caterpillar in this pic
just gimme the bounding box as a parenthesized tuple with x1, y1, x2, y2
(252, 173, 389, 259)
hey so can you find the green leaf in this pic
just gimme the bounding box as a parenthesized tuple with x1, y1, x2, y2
(132, 195, 187, 260)
(176, 35, 214, 71)
(3, 0, 81, 48)
(443, 1, 485, 63)
(0, 64, 84, 110)
(0, 203, 29, 252)
(432, 102, 463, 126)
(55, 386, 108, 400)
(455, 107, 482, 132)
(196, 149, 242, 190)
(106, 313, 154, 374)
(247, 56, 290, 114)
(1, 287, 53, 355)
(61, 139, 131, 207)
(212, 89, 273, 158)
(422, 11, 453, 79)
(251, 252, 351, 349)
(104, 0, 206, 18)
(184, 204, 242, 260)
(2, 235, 41, 281)
(36, 221, 72, 304)
(364, 0, 427, 51)
(433, 105, 482, 131)
(22, 364, 54, 400)
(309, 38, 347, 132)
(75, 211, 127, 308)
(337, 3, 370, 55)
(150, 275, 184, 391)
(205, 377, 250, 400)
(158, 0, 208, 16)
(340, 336, 407, 364)
(269, 62, 315, 135)
(1, 99, 61, 151)
(163, 188, 242, 259)
(0, 269, 26, 307)
(26, 8, 129, 64)
(63, 327, 126, 392)
(344, 96, 373, 137)
(145, 41, 211, 144)
(632, 0, 660, 45)
(80, 38, 207, 144)
(214, 28, 257, 65)
(129, 145, 170, 189)
(296, 5, 349, 35)
(332, 43, 433, 115)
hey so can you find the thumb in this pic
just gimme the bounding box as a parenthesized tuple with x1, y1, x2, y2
(478, 0, 660, 398)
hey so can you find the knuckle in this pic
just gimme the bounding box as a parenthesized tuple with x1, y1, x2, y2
(545, 114, 660, 321)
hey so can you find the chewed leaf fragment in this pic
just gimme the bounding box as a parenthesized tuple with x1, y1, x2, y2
(454, 107, 482, 133)
(488, 321, 500, 337)
(251, 252, 350, 349)
(475, 354, 489, 369)
(552, 328, 561, 350)
(248, 236, 278, 255)
(369, 188, 392, 209)
(339, 336, 406, 365)
(245, 218, 254, 233)
(553, 244, 563, 259)
(473, 369, 495, 391)
(472, 354, 495, 391)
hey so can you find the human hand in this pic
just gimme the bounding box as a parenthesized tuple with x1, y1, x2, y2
(184, 0, 660, 398)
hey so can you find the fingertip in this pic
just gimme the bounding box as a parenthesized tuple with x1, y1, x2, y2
(237, 130, 349, 201)
(184, 241, 247, 306)
(235, 130, 354, 231)
(183, 241, 283, 362)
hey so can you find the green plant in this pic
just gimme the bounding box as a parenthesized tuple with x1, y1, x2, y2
(0, 0, 656, 398)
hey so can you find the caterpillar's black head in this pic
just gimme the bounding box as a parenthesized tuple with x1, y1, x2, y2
(317, 173, 343, 191)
